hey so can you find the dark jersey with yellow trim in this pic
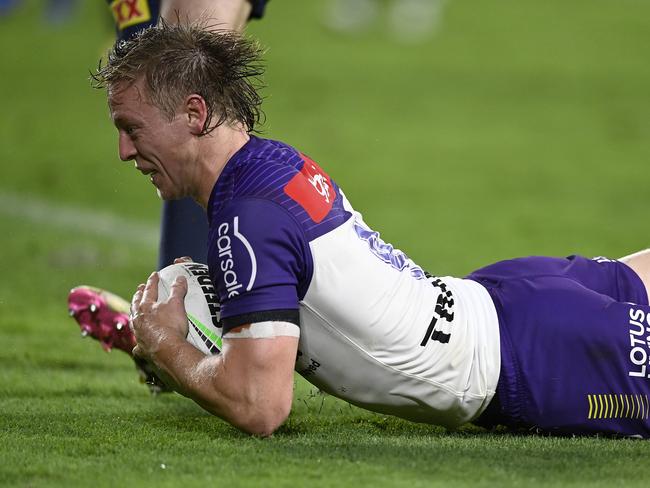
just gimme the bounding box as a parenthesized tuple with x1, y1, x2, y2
(106, 0, 269, 41)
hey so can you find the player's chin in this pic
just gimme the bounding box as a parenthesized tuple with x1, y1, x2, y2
(150, 175, 175, 200)
(154, 185, 182, 201)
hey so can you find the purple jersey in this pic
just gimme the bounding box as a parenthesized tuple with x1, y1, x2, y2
(206, 136, 501, 427)
(206, 136, 351, 330)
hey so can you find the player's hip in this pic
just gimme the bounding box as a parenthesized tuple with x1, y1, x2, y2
(468, 255, 650, 436)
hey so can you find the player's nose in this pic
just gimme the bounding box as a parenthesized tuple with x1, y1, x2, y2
(118, 132, 137, 161)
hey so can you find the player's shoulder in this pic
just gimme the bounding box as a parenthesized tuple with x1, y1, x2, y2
(208, 136, 350, 240)
(209, 136, 301, 205)
(235, 136, 306, 196)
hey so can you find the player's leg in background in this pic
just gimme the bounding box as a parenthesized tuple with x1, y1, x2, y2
(0, 0, 19, 16)
(388, 0, 448, 44)
(620, 249, 650, 302)
(158, 199, 208, 269)
(159, 0, 253, 30)
(155, 0, 264, 269)
(323, 0, 378, 34)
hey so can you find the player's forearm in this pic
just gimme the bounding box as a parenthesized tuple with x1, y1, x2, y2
(149, 337, 288, 436)
(149, 337, 245, 420)
(160, 0, 253, 32)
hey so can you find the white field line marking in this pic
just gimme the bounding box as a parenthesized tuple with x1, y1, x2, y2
(0, 191, 158, 248)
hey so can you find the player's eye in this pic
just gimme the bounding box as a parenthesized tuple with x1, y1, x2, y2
(123, 126, 138, 137)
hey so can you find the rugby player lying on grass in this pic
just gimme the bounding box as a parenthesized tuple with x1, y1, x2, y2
(70, 22, 650, 438)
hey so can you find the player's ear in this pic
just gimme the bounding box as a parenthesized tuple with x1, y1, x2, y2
(184, 94, 208, 135)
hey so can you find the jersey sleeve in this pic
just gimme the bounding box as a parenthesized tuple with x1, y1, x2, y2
(208, 198, 311, 333)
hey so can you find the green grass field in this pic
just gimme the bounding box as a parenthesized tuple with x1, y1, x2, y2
(2, 0, 650, 486)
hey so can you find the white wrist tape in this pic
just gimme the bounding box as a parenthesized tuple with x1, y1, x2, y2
(224, 321, 300, 339)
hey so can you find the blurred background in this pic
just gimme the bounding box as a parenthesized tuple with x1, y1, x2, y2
(1, 0, 650, 345)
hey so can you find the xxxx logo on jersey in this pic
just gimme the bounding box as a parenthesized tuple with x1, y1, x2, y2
(110, 0, 151, 31)
(284, 154, 334, 223)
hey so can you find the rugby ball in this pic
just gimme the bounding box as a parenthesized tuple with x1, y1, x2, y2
(157, 263, 222, 355)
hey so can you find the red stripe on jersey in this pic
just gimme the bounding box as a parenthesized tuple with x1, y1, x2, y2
(283, 154, 334, 223)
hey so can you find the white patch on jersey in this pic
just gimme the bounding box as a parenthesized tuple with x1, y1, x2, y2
(296, 193, 501, 428)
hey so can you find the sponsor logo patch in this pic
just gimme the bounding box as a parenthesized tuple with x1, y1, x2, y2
(284, 154, 334, 223)
(627, 307, 650, 379)
(216, 217, 257, 299)
(110, 0, 151, 31)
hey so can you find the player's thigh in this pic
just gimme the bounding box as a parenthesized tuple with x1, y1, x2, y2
(619, 249, 650, 303)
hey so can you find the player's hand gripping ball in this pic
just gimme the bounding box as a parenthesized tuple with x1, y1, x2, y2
(156, 262, 223, 355)
(129, 262, 222, 392)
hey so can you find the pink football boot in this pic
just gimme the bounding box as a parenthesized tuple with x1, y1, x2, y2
(68, 286, 171, 393)
(68, 286, 135, 353)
